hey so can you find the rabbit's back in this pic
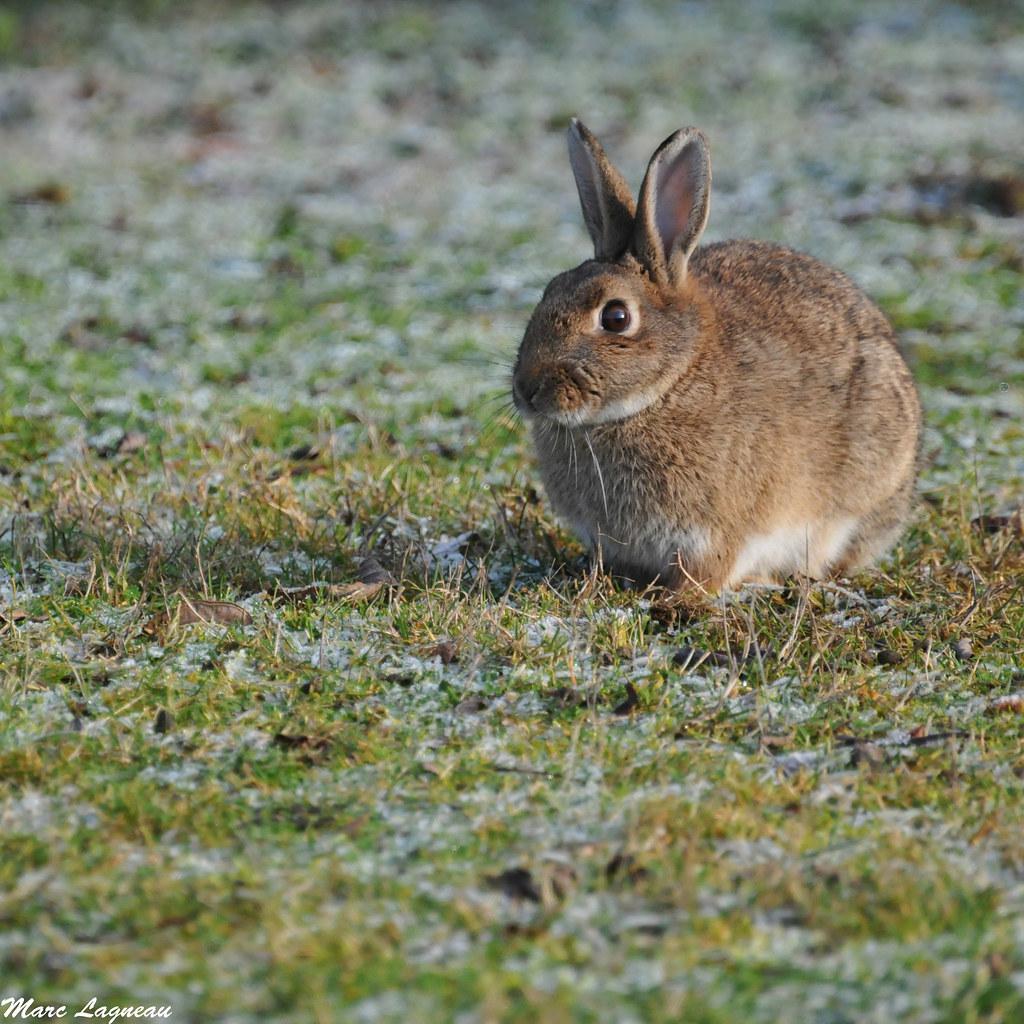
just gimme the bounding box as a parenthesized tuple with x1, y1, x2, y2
(690, 240, 898, 359)
(687, 240, 920, 493)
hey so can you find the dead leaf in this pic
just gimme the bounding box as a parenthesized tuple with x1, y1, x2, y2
(962, 172, 1024, 217)
(850, 742, 886, 769)
(0, 608, 28, 627)
(971, 510, 1023, 536)
(62, 317, 104, 350)
(272, 730, 337, 765)
(357, 557, 396, 586)
(485, 867, 540, 902)
(649, 599, 698, 629)
(986, 952, 1010, 977)
(332, 580, 385, 602)
(272, 731, 331, 752)
(188, 101, 232, 136)
(672, 645, 746, 671)
(274, 558, 396, 606)
(489, 761, 561, 779)
(12, 181, 70, 205)
(75, 74, 101, 100)
(454, 696, 488, 714)
(969, 813, 999, 845)
(672, 645, 712, 670)
(758, 733, 794, 750)
(543, 686, 586, 709)
(952, 638, 974, 661)
(145, 596, 253, 635)
(122, 326, 153, 346)
(92, 429, 148, 459)
(153, 708, 174, 734)
(66, 699, 92, 719)
(116, 431, 147, 455)
(178, 597, 252, 627)
(613, 681, 640, 716)
(272, 443, 326, 479)
(538, 861, 577, 905)
(606, 851, 648, 886)
(906, 729, 966, 747)
(429, 640, 459, 665)
(988, 693, 1024, 714)
(272, 583, 347, 604)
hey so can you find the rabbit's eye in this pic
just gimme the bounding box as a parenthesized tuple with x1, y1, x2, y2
(600, 300, 631, 333)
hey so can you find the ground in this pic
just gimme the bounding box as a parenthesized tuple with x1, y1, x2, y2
(1, 1, 1023, 1021)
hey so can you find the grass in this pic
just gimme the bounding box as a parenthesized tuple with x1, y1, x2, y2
(1, 1, 1023, 1021)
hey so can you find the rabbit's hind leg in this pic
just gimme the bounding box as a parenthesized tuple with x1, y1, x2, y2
(831, 489, 915, 576)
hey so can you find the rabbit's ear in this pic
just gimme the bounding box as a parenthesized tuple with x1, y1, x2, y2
(632, 128, 710, 289)
(567, 118, 636, 260)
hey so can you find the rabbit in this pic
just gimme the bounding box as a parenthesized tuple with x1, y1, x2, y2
(511, 119, 921, 594)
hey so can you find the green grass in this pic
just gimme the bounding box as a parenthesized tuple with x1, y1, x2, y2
(1, 1, 1023, 1021)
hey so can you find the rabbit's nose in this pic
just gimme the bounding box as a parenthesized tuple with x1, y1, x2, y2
(513, 375, 541, 413)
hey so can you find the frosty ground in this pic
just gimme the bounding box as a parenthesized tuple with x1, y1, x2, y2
(1, 2, 1023, 1021)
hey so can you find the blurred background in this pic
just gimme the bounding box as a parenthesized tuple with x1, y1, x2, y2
(1, 6, 1023, 1016)
(1, 0, 1022, 485)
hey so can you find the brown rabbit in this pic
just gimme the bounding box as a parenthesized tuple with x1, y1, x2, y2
(512, 120, 921, 593)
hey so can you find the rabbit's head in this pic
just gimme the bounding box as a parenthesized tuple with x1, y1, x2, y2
(513, 120, 712, 426)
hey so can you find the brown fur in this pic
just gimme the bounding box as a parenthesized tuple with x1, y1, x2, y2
(512, 123, 921, 594)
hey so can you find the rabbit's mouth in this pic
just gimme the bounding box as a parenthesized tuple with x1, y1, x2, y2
(513, 366, 599, 425)
(513, 366, 665, 427)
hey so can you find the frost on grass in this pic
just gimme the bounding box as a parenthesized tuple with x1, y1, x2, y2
(0, 1, 1022, 1021)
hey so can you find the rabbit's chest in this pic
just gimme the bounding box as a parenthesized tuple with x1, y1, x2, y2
(537, 428, 657, 513)
(534, 426, 694, 558)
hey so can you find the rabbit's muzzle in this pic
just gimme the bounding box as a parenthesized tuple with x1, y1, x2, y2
(512, 361, 599, 424)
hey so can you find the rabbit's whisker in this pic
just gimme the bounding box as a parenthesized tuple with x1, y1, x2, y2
(476, 391, 514, 411)
(565, 423, 579, 490)
(476, 402, 520, 450)
(582, 429, 608, 519)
